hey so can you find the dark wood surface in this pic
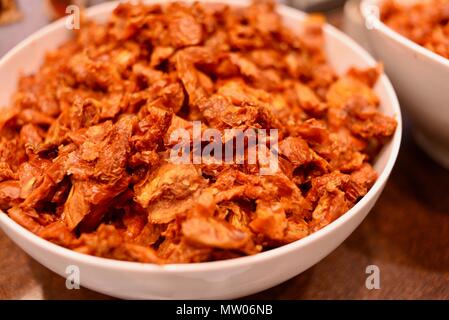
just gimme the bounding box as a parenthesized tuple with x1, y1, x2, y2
(1, 5, 448, 300)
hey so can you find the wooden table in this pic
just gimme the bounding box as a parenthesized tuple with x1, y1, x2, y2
(1, 5, 449, 300)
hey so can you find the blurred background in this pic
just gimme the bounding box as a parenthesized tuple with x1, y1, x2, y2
(0, 0, 351, 57)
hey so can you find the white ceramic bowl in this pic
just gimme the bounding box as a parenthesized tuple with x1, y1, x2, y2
(361, 0, 449, 169)
(0, 0, 402, 299)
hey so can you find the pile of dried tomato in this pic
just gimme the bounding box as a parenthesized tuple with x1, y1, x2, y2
(0, 1, 396, 263)
(381, 0, 449, 59)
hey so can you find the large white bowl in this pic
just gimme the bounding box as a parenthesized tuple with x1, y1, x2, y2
(361, 0, 449, 169)
(0, 0, 402, 299)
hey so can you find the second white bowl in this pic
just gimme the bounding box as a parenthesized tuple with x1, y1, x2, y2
(361, 0, 449, 169)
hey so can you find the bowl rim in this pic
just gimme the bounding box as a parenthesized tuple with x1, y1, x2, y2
(360, 0, 449, 70)
(0, 0, 402, 273)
